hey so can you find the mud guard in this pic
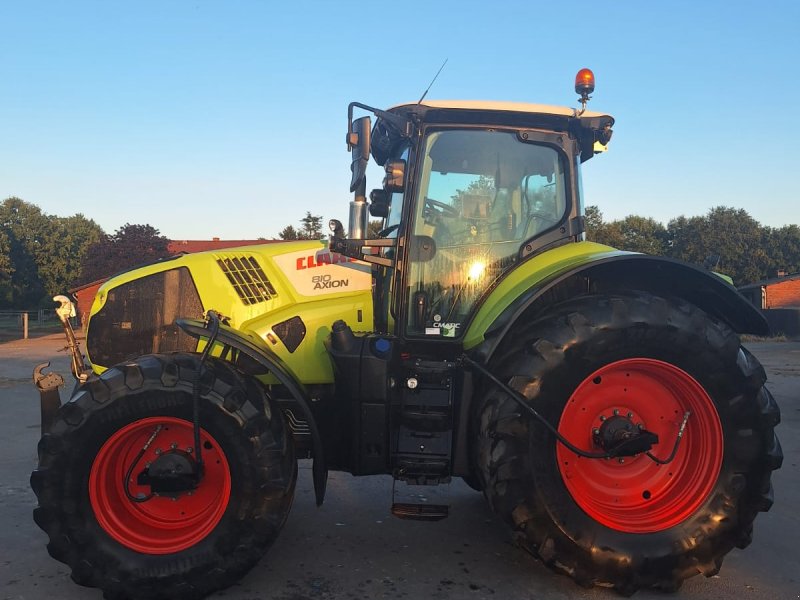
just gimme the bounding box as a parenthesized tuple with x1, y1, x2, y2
(472, 254, 769, 362)
(177, 318, 328, 506)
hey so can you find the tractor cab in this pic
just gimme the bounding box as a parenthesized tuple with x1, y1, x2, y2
(331, 95, 614, 343)
(328, 79, 616, 510)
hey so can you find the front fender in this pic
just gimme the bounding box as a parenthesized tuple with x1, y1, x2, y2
(465, 244, 768, 360)
(177, 318, 328, 506)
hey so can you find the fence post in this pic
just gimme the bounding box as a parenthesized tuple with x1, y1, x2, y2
(23, 312, 29, 339)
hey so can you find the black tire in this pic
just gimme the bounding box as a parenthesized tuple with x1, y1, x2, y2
(476, 292, 782, 594)
(31, 353, 297, 600)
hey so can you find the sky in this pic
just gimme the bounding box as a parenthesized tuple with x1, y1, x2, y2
(2, 0, 798, 241)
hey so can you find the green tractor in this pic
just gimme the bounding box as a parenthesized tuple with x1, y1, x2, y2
(32, 70, 781, 599)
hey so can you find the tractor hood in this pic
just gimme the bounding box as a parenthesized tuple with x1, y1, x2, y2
(85, 241, 373, 384)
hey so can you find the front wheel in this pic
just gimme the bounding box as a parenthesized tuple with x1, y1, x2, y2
(476, 293, 782, 594)
(31, 353, 297, 600)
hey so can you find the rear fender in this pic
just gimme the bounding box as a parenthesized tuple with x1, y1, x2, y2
(177, 318, 328, 505)
(467, 253, 768, 362)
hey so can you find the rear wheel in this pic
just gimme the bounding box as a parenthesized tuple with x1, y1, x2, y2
(31, 353, 296, 600)
(476, 292, 782, 593)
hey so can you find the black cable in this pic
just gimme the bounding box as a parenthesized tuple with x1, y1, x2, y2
(646, 411, 691, 464)
(461, 355, 690, 464)
(193, 310, 221, 473)
(461, 355, 611, 459)
(123, 424, 162, 503)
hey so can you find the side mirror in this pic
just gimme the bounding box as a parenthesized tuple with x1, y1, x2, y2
(348, 116, 371, 193)
(369, 189, 390, 218)
(383, 159, 405, 193)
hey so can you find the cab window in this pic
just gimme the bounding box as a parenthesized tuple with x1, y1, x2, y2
(404, 129, 567, 338)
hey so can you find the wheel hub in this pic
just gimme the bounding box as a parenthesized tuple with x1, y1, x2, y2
(593, 413, 659, 457)
(137, 450, 200, 497)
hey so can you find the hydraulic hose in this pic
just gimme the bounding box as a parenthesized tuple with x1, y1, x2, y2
(461, 354, 689, 463)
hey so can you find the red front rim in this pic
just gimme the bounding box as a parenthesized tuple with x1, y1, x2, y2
(89, 416, 231, 554)
(557, 358, 723, 533)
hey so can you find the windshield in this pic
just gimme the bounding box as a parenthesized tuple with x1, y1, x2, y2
(405, 128, 568, 338)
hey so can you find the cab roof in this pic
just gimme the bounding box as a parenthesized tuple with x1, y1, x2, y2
(391, 99, 612, 122)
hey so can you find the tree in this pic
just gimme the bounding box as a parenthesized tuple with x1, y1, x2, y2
(278, 225, 299, 241)
(0, 197, 49, 307)
(763, 224, 800, 277)
(299, 212, 325, 240)
(584, 205, 623, 248)
(278, 213, 326, 241)
(78, 223, 171, 285)
(0, 197, 104, 307)
(367, 220, 384, 238)
(616, 215, 668, 255)
(667, 206, 768, 285)
(40, 214, 103, 296)
(0, 227, 13, 306)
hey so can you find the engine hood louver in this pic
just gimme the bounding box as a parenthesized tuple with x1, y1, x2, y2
(216, 254, 277, 305)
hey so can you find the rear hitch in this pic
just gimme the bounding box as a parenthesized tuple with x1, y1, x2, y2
(32, 296, 93, 435)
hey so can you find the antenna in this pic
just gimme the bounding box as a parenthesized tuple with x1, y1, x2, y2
(417, 58, 448, 104)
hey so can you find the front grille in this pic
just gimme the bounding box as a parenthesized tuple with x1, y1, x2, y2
(216, 255, 277, 305)
(87, 267, 204, 367)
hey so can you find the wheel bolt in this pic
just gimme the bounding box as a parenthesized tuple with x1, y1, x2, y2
(618, 458, 625, 464)
(154, 448, 162, 455)
(170, 443, 178, 450)
(186, 447, 193, 454)
(599, 415, 607, 422)
(627, 411, 634, 418)
(613, 409, 620, 416)
(593, 428, 600, 436)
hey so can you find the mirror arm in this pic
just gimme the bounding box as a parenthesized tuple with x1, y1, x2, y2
(330, 237, 396, 268)
(348, 102, 411, 143)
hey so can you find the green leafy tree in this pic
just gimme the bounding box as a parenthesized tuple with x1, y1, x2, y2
(584, 205, 623, 248)
(367, 220, 383, 238)
(278, 225, 299, 240)
(78, 223, 170, 285)
(0, 227, 13, 305)
(42, 214, 103, 295)
(763, 224, 800, 277)
(279, 213, 326, 241)
(667, 206, 768, 285)
(616, 215, 668, 255)
(299, 212, 325, 240)
(0, 197, 49, 307)
(0, 197, 104, 306)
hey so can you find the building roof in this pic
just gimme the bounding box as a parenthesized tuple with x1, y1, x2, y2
(69, 278, 107, 294)
(738, 272, 800, 291)
(167, 238, 279, 254)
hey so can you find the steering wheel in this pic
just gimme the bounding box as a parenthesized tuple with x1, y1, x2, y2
(424, 197, 459, 219)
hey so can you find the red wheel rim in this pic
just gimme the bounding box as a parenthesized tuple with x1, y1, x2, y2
(89, 416, 231, 554)
(556, 358, 723, 533)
